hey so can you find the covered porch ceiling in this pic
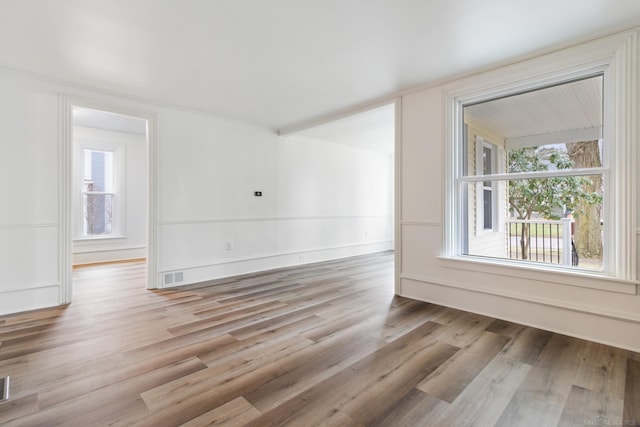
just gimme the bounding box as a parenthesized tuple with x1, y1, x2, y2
(464, 75, 603, 149)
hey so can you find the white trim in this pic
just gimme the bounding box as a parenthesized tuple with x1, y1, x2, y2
(73, 245, 146, 254)
(158, 215, 391, 226)
(443, 31, 637, 283)
(159, 242, 393, 289)
(146, 113, 158, 289)
(0, 284, 64, 317)
(73, 247, 146, 266)
(73, 235, 127, 243)
(401, 274, 639, 322)
(60, 95, 158, 296)
(460, 167, 606, 183)
(437, 256, 636, 294)
(616, 31, 638, 281)
(59, 95, 73, 305)
(399, 277, 640, 352)
(0, 282, 62, 294)
(0, 223, 58, 230)
(160, 241, 393, 274)
(394, 97, 402, 295)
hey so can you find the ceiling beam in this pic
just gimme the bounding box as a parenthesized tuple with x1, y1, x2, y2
(278, 98, 396, 137)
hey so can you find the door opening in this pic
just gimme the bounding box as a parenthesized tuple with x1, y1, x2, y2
(61, 98, 157, 304)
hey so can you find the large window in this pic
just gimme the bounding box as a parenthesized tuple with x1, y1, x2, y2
(443, 33, 636, 290)
(460, 75, 605, 271)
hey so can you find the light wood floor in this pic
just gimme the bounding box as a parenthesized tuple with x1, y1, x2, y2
(0, 252, 638, 426)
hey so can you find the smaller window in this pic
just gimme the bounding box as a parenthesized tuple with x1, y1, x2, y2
(83, 149, 115, 236)
(483, 188, 492, 230)
(476, 138, 499, 233)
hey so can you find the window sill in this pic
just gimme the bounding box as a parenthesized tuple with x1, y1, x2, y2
(74, 235, 127, 243)
(437, 255, 637, 295)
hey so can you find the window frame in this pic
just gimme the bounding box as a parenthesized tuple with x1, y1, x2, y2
(82, 148, 116, 237)
(73, 139, 127, 240)
(442, 31, 637, 289)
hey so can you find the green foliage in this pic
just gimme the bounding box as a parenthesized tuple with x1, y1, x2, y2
(508, 147, 601, 220)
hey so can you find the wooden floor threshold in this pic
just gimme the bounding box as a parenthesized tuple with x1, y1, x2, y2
(72, 257, 147, 269)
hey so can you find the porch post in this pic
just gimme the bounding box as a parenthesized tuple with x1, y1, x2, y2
(561, 218, 572, 266)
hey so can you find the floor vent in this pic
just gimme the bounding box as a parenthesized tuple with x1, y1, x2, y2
(164, 273, 174, 285)
(0, 376, 9, 402)
(164, 272, 184, 285)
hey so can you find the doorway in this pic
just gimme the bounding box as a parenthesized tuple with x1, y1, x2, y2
(61, 98, 157, 304)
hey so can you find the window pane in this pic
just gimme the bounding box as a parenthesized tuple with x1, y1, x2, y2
(482, 145, 493, 186)
(483, 146, 492, 175)
(508, 141, 602, 175)
(83, 149, 114, 192)
(483, 189, 492, 229)
(463, 75, 603, 177)
(84, 194, 114, 236)
(466, 175, 603, 270)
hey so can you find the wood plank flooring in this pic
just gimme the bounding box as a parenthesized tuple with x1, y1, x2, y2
(0, 251, 638, 426)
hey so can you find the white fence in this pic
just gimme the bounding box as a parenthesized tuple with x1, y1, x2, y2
(507, 218, 573, 266)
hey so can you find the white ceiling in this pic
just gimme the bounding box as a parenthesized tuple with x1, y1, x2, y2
(1, 1, 640, 132)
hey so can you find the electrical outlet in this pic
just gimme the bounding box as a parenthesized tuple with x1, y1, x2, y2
(226, 242, 233, 250)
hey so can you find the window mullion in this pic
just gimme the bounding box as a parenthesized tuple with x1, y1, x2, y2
(460, 167, 607, 183)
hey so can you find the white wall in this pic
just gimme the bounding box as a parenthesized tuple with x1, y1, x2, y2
(397, 32, 640, 352)
(160, 130, 394, 285)
(0, 70, 61, 314)
(156, 109, 280, 283)
(276, 135, 393, 262)
(0, 67, 393, 315)
(72, 126, 147, 265)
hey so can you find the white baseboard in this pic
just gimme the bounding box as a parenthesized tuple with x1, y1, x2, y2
(0, 284, 61, 316)
(400, 277, 640, 353)
(158, 241, 393, 288)
(73, 247, 146, 266)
